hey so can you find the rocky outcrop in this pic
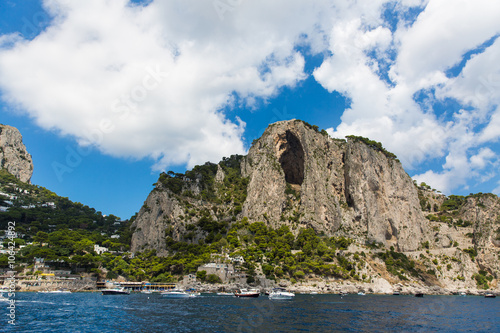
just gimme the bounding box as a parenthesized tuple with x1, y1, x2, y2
(132, 119, 431, 253)
(240, 120, 430, 251)
(0, 124, 33, 183)
(130, 119, 500, 293)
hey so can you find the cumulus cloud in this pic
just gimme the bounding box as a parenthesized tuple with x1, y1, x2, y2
(0, 0, 325, 170)
(316, 0, 500, 194)
(0, 0, 500, 195)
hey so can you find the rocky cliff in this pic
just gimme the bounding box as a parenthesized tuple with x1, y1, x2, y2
(130, 119, 500, 293)
(131, 120, 431, 252)
(0, 124, 33, 183)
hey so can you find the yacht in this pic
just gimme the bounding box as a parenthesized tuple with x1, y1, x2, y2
(161, 289, 196, 298)
(38, 289, 71, 294)
(216, 292, 234, 296)
(268, 288, 295, 300)
(234, 289, 260, 298)
(101, 287, 130, 295)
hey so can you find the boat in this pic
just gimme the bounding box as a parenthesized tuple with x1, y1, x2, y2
(484, 294, 496, 298)
(38, 289, 71, 294)
(268, 288, 295, 300)
(357, 292, 366, 296)
(234, 289, 260, 298)
(0, 290, 9, 302)
(161, 289, 196, 298)
(392, 291, 400, 295)
(216, 292, 234, 296)
(101, 287, 130, 295)
(415, 293, 424, 297)
(141, 289, 152, 294)
(459, 292, 466, 297)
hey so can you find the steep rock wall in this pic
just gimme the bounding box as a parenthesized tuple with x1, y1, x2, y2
(0, 124, 33, 183)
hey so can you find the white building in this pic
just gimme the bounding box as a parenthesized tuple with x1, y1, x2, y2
(94, 244, 108, 255)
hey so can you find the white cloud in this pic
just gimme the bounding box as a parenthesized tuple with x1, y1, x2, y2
(0, 0, 326, 170)
(0, 0, 499, 196)
(317, 0, 500, 193)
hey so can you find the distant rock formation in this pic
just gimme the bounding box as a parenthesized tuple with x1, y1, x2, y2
(0, 124, 33, 183)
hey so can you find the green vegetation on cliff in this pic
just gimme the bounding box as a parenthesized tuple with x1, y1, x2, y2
(346, 135, 398, 160)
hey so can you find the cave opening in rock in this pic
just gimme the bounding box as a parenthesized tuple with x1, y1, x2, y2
(277, 130, 305, 185)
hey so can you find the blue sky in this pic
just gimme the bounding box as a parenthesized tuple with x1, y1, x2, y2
(0, 0, 499, 220)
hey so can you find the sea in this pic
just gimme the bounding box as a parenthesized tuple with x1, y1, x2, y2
(2, 292, 499, 332)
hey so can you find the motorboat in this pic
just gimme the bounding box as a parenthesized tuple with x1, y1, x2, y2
(141, 289, 152, 294)
(38, 289, 71, 294)
(0, 290, 9, 302)
(459, 292, 466, 297)
(484, 293, 496, 298)
(357, 292, 366, 296)
(216, 292, 234, 296)
(268, 288, 295, 300)
(392, 291, 400, 295)
(101, 287, 130, 295)
(161, 289, 196, 298)
(234, 289, 260, 298)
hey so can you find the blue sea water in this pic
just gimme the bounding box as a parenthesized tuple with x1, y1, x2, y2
(1, 293, 499, 332)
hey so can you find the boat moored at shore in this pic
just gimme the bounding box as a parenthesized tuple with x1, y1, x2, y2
(268, 288, 295, 300)
(234, 289, 260, 298)
(101, 287, 130, 295)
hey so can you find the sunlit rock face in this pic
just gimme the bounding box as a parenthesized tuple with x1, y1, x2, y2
(0, 124, 33, 183)
(131, 120, 432, 254)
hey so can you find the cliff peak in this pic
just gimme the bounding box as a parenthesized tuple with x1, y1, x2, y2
(131, 119, 430, 253)
(0, 124, 34, 183)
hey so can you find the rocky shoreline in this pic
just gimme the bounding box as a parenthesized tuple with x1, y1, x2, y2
(181, 279, 499, 297)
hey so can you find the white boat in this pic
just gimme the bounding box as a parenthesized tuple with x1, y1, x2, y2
(38, 289, 71, 294)
(357, 292, 366, 296)
(216, 292, 234, 296)
(234, 288, 260, 298)
(141, 289, 152, 294)
(101, 287, 130, 295)
(268, 288, 295, 300)
(161, 289, 196, 298)
(0, 290, 9, 302)
(459, 292, 466, 297)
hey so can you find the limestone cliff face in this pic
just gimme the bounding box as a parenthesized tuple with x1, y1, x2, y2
(130, 187, 186, 256)
(343, 140, 429, 251)
(240, 120, 429, 251)
(132, 120, 430, 253)
(0, 124, 33, 183)
(459, 194, 500, 278)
